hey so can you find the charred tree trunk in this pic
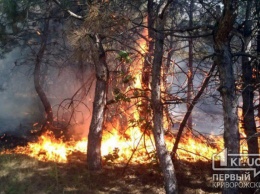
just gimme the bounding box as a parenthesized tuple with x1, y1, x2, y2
(87, 34, 108, 170)
(34, 16, 53, 130)
(142, 0, 155, 90)
(151, 5, 177, 193)
(213, 1, 239, 193)
(242, 0, 258, 157)
(140, 0, 155, 131)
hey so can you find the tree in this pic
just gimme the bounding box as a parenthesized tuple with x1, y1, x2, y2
(52, 0, 136, 170)
(33, 9, 54, 131)
(241, 0, 258, 161)
(56, 1, 110, 170)
(86, 34, 109, 170)
(187, 0, 194, 130)
(150, 0, 178, 193)
(213, 0, 239, 193)
(0, 0, 65, 131)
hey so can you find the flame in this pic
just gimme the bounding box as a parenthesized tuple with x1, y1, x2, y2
(238, 108, 248, 153)
(172, 131, 223, 161)
(2, 107, 250, 163)
(1, 128, 224, 163)
(1, 25, 227, 164)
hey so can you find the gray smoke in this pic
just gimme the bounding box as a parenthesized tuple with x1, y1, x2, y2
(0, 47, 95, 137)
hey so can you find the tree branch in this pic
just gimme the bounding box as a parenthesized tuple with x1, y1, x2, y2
(158, 0, 174, 18)
(171, 62, 217, 159)
(52, 0, 84, 20)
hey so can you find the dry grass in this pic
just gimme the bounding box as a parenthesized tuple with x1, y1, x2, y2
(0, 154, 165, 194)
(0, 153, 222, 194)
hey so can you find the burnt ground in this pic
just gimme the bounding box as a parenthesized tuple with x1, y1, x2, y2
(0, 133, 29, 149)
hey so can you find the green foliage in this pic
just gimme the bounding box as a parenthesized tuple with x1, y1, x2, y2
(113, 87, 130, 102)
(113, 87, 120, 95)
(129, 116, 152, 131)
(129, 118, 143, 128)
(122, 74, 135, 84)
(133, 89, 139, 97)
(59, 0, 72, 9)
(116, 50, 132, 63)
(1, 0, 34, 22)
(0, 0, 52, 56)
(2, 0, 18, 20)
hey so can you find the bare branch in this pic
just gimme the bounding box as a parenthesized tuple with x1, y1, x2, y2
(171, 62, 217, 158)
(52, 0, 84, 20)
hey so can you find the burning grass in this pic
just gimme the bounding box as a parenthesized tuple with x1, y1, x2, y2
(0, 124, 251, 194)
(0, 129, 223, 164)
(0, 129, 225, 193)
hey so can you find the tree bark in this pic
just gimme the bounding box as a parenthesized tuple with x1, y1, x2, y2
(213, 1, 239, 193)
(87, 34, 108, 170)
(151, 9, 178, 194)
(187, 0, 194, 129)
(242, 0, 258, 157)
(34, 16, 53, 130)
(139, 0, 154, 131)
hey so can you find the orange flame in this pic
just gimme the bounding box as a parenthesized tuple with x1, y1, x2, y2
(1, 24, 227, 164)
(1, 129, 224, 163)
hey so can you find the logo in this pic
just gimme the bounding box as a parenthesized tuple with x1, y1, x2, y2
(212, 148, 260, 178)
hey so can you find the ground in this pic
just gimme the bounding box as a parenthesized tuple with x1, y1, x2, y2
(0, 151, 224, 194)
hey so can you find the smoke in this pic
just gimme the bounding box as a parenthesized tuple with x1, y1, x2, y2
(0, 47, 95, 138)
(46, 65, 95, 138)
(0, 48, 36, 135)
(168, 57, 224, 135)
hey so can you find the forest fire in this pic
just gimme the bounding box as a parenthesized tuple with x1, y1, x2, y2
(0, 22, 225, 165)
(0, 19, 250, 167)
(1, 128, 224, 164)
(0, 115, 251, 164)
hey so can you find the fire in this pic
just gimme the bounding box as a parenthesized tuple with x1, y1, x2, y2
(0, 24, 227, 164)
(238, 108, 249, 153)
(1, 128, 223, 163)
(1, 107, 248, 164)
(3, 131, 78, 163)
(172, 131, 223, 161)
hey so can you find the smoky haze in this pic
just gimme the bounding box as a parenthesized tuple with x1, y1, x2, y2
(168, 57, 224, 135)
(0, 48, 95, 138)
(0, 45, 225, 139)
(0, 48, 224, 138)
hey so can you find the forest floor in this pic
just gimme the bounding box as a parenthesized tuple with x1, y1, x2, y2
(0, 152, 224, 194)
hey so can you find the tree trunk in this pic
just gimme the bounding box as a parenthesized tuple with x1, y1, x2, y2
(187, 0, 194, 129)
(140, 0, 155, 131)
(142, 0, 155, 90)
(151, 14, 178, 194)
(87, 34, 108, 170)
(213, 1, 239, 193)
(216, 43, 239, 194)
(242, 0, 258, 157)
(34, 16, 53, 130)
